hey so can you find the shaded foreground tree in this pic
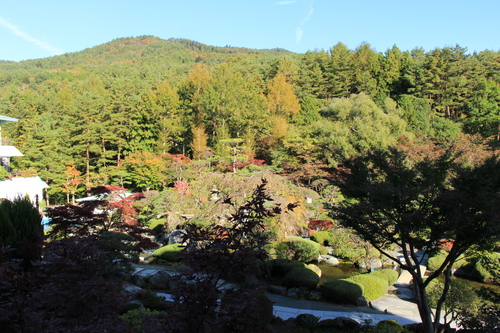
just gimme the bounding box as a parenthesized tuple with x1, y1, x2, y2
(0, 186, 159, 332)
(144, 179, 296, 333)
(46, 185, 157, 259)
(0, 238, 131, 332)
(332, 147, 500, 333)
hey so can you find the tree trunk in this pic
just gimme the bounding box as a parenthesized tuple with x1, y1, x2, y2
(412, 273, 436, 333)
(86, 145, 90, 190)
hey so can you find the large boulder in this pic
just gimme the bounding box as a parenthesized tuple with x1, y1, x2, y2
(148, 270, 172, 290)
(359, 259, 383, 270)
(319, 317, 360, 330)
(319, 255, 339, 266)
(130, 273, 146, 288)
(121, 300, 144, 314)
(268, 285, 287, 295)
(356, 296, 369, 307)
(122, 284, 145, 301)
(168, 229, 186, 245)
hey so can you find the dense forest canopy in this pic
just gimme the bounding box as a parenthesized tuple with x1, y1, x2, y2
(1, 35, 499, 203)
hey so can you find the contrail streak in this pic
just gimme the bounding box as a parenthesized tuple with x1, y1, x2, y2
(0, 16, 63, 56)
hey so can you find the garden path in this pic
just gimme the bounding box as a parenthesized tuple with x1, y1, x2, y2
(132, 263, 422, 326)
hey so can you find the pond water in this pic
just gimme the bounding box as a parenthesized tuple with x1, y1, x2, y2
(318, 263, 361, 285)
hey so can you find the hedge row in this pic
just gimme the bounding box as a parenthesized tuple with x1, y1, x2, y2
(321, 270, 397, 304)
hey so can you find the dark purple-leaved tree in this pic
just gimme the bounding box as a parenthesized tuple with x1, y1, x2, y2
(144, 179, 296, 333)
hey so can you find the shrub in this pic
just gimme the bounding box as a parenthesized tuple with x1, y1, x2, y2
(273, 241, 290, 259)
(318, 245, 329, 255)
(310, 230, 333, 246)
(219, 289, 274, 332)
(99, 231, 137, 262)
(306, 264, 321, 277)
(321, 279, 363, 304)
(121, 308, 164, 333)
(297, 313, 320, 332)
(371, 268, 399, 286)
(427, 249, 448, 271)
(147, 218, 166, 233)
(348, 274, 388, 301)
(140, 290, 172, 311)
(0, 197, 43, 261)
(282, 267, 320, 290)
(374, 319, 403, 333)
(152, 243, 184, 262)
(284, 237, 321, 262)
(271, 259, 306, 276)
(318, 317, 360, 330)
(474, 252, 500, 284)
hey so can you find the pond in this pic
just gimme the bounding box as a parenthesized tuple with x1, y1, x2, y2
(318, 263, 361, 285)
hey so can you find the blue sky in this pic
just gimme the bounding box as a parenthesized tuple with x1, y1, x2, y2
(0, 0, 499, 62)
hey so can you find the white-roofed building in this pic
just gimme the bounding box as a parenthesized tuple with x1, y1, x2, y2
(0, 176, 49, 204)
(0, 114, 49, 205)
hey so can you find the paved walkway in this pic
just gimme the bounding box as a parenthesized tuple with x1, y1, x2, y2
(266, 291, 420, 325)
(132, 264, 422, 326)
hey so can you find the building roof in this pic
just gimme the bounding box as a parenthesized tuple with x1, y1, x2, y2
(0, 176, 49, 203)
(0, 146, 23, 157)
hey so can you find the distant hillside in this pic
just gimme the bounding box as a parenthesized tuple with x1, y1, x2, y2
(0, 35, 294, 70)
(0, 36, 297, 89)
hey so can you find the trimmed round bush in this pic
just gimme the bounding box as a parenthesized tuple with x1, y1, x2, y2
(220, 290, 274, 332)
(321, 279, 363, 304)
(284, 237, 321, 262)
(310, 230, 333, 246)
(273, 241, 290, 259)
(306, 264, 321, 277)
(375, 319, 403, 333)
(271, 259, 305, 276)
(282, 267, 320, 289)
(348, 274, 388, 301)
(152, 243, 184, 262)
(372, 268, 399, 286)
(427, 249, 448, 271)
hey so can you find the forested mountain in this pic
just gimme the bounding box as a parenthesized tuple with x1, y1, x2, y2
(0, 35, 499, 203)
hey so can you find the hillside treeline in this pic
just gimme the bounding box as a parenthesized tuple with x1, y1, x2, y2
(0, 36, 499, 203)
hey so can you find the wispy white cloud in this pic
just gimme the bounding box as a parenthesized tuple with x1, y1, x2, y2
(275, 1, 298, 5)
(295, 27, 303, 44)
(301, 5, 314, 25)
(0, 16, 63, 56)
(295, 0, 314, 45)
